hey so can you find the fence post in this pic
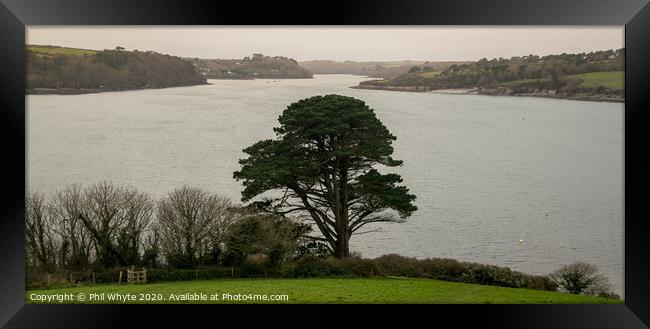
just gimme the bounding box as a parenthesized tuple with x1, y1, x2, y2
(119, 271, 122, 285)
(69, 272, 73, 284)
(129, 266, 135, 285)
(231, 268, 234, 277)
(92, 271, 96, 284)
(143, 267, 147, 284)
(195, 269, 198, 280)
(47, 274, 51, 286)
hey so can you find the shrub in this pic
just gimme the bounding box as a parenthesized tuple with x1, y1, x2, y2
(292, 255, 334, 277)
(372, 254, 557, 291)
(334, 257, 377, 277)
(420, 258, 466, 280)
(521, 274, 558, 291)
(223, 214, 310, 271)
(292, 255, 377, 278)
(595, 291, 621, 300)
(373, 254, 426, 278)
(92, 269, 123, 284)
(548, 262, 611, 295)
(141, 267, 239, 282)
(461, 263, 524, 288)
(26, 270, 72, 290)
(238, 255, 271, 278)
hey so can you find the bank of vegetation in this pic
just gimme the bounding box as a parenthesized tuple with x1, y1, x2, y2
(26, 45, 208, 94)
(188, 53, 313, 79)
(299, 59, 470, 79)
(26, 182, 619, 300)
(355, 48, 624, 102)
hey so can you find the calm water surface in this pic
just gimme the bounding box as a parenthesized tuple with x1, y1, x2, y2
(27, 75, 624, 295)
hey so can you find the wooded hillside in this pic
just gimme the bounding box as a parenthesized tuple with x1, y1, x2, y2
(188, 54, 313, 79)
(358, 48, 624, 101)
(27, 45, 207, 93)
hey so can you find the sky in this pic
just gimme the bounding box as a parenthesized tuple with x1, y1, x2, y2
(27, 26, 624, 62)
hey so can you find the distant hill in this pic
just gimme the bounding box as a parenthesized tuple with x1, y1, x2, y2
(299, 60, 471, 79)
(355, 48, 624, 102)
(188, 54, 313, 79)
(26, 45, 207, 94)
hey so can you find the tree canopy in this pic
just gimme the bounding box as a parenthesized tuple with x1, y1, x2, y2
(234, 95, 417, 257)
(26, 45, 206, 91)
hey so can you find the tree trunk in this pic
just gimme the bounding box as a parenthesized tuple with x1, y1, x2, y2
(334, 158, 350, 258)
(335, 233, 350, 258)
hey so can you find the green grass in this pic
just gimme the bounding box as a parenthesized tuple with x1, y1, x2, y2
(417, 71, 442, 78)
(497, 78, 550, 87)
(26, 277, 621, 304)
(567, 71, 624, 89)
(27, 45, 98, 57)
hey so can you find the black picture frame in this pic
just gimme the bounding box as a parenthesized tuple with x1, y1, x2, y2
(1, 0, 649, 328)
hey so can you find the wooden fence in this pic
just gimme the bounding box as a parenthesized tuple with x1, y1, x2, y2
(127, 266, 147, 284)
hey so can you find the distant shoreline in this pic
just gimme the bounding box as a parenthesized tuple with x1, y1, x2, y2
(350, 85, 624, 103)
(26, 77, 322, 95)
(206, 77, 316, 81)
(26, 82, 212, 95)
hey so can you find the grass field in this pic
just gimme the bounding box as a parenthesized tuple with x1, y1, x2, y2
(497, 78, 550, 87)
(27, 45, 98, 56)
(26, 277, 621, 304)
(417, 71, 442, 78)
(567, 71, 624, 89)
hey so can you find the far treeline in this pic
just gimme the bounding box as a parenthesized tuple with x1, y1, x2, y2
(299, 59, 472, 79)
(357, 48, 624, 101)
(187, 54, 313, 79)
(26, 45, 208, 94)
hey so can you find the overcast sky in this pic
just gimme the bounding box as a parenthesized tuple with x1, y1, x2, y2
(27, 26, 624, 62)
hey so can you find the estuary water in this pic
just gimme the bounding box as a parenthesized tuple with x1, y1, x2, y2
(27, 74, 624, 295)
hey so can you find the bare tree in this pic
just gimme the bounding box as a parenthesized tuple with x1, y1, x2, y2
(77, 181, 154, 267)
(49, 185, 94, 270)
(141, 226, 161, 268)
(25, 192, 58, 271)
(549, 262, 610, 295)
(158, 187, 239, 268)
(115, 187, 155, 265)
